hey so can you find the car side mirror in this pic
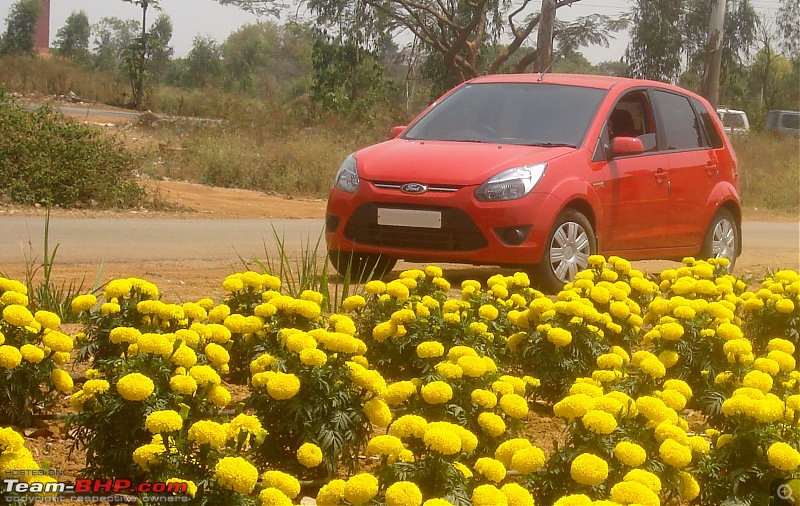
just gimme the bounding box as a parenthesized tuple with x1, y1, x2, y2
(609, 136, 644, 158)
(389, 126, 406, 139)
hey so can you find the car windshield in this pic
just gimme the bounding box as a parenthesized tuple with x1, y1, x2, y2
(722, 114, 745, 128)
(403, 82, 606, 147)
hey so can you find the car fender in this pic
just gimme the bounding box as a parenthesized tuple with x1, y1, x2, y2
(535, 176, 605, 245)
(705, 182, 743, 253)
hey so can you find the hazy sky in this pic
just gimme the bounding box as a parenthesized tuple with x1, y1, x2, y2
(0, 0, 786, 64)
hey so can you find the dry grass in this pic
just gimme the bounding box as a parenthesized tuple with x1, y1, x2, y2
(733, 133, 800, 214)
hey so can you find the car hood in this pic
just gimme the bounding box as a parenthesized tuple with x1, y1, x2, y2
(355, 139, 575, 186)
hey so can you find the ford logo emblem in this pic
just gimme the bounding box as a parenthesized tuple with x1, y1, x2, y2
(401, 183, 428, 194)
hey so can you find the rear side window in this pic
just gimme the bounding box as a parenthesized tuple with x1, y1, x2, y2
(652, 90, 704, 150)
(691, 98, 723, 149)
(782, 113, 800, 129)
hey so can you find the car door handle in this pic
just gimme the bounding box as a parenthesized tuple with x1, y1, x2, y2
(655, 168, 668, 184)
(705, 162, 718, 175)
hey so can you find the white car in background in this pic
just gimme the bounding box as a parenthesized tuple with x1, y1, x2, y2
(716, 108, 750, 135)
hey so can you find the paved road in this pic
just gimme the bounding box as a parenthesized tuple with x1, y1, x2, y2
(0, 218, 797, 271)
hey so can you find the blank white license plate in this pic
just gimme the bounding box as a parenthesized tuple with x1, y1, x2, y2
(377, 208, 442, 229)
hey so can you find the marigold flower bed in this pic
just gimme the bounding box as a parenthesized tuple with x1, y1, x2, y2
(0, 256, 798, 506)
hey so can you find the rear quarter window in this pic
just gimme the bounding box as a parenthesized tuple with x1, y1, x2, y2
(691, 98, 724, 149)
(652, 90, 705, 151)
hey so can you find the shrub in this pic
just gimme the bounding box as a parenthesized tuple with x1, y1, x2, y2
(0, 88, 145, 208)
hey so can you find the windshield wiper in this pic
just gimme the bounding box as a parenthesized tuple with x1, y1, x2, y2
(523, 141, 577, 148)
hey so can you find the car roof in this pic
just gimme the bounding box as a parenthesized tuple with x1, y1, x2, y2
(467, 73, 665, 90)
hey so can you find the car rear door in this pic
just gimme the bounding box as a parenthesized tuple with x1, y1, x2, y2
(650, 89, 717, 248)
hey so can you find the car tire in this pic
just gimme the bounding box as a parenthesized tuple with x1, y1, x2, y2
(534, 209, 596, 293)
(328, 250, 397, 282)
(700, 208, 739, 271)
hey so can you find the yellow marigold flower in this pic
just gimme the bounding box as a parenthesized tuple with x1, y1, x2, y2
(386, 481, 423, 506)
(189, 365, 221, 387)
(31, 311, 59, 331)
(659, 322, 684, 341)
(83, 379, 110, 396)
(610, 481, 660, 506)
(717, 322, 744, 341)
(258, 488, 292, 506)
(768, 442, 800, 471)
(1, 290, 28, 307)
(51, 368, 73, 393)
(768, 349, 797, 372)
(19, 344, 44, 364)
(742, 370, 774, 393)
(457, 355, 487, 378)
(214, 456, 258, 494)
(389, 414, 428, 439)
(229, 413, 264, 439)
(658, 389, 687, 411)
(383, 381, 417, 405)
(624, 468, 661, 493)
(70, 293, 97, 312)
(475, 457, 507, 483)
(510, 446, 545, 474)
(145, 410, 183, 434)
(494, 438, 533, 467)
(752, 357, 781, 377)
(267, 372, 301, 400)
(421, 381, 453, 404)
(386, 281, 410, 302)
(416, 341, 445, 359)
(570, 453, 609, 486)
(473, 485, 508, 506)
(295, 442, 323, 468)
(109, 327, 142, 344)
(499, 393, 529, 419)
(477, 412, 506, 437)
(659, 438, 692, 468)
(3, 305, 34, 327)
(478, 304, 500, 321)
(687, 435, 710, 455)
(776, 298, 796, 313)
(342, 295, 366, 312)
(423, 422, 463, 455)
(423, 265, 444, 278)
(344, 473, 379, 505)
(368, 434, 404, 458)
(116, 372, 154, 401)
(187, 420, 226, 448)
(768, 338, 796, 355)
(597, 353, 623, 370)
(171, 345, 197, 369)
(588, 254, 606, 267)
(679, 471, 700, 501)
(364, 398, 392, 428)
(581, 409, 617, 434)
(316, 479, 346, 506)
(471, 389, 498, 409)
(284, 332, 317, 354)
(100, 302, 120, 315)
(261, 470, 300, 499)
(636, 396, 675, 424)
(298, 348, 327, 367)
(207, 385, 231, 408)
(554, 394, 593, 420)
(372, 321, 397, 341)
(614, 441, 647, 467)
(546, 327, 572, 347)
(133, 443, 166, 471)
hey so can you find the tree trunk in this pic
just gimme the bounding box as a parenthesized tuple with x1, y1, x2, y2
(135, 2, 148, 109)
(701, 0, 726, 108)
(534, 0, 556, 72)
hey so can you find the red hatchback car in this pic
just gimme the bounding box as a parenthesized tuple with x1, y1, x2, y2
(325, 74, 742, 291)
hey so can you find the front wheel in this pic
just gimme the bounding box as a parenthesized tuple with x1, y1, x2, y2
(328, 250, 397, 282)
(700, 209, 739, 271)
(533, 209, 597, 293)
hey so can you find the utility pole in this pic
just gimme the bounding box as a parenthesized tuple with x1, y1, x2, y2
(702, 0, 726, 108)
(534, 0, 556, 72)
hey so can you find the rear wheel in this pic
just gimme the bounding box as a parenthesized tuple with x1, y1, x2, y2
(328, 250, 397, 282)
(534, 209, 596, 293)
(700, 209, 739, 271)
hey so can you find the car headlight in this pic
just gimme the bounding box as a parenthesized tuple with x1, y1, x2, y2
(334, 154, 359, 193)
(474, 163, 547, 202)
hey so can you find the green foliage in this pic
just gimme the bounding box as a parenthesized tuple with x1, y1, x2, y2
(92, 17, 139, 73)
(0, 90, 145, 208)
(734, 133, 800, 213)
(625, 0, 685, 82)
(54, 10, 91, 63)
(0, 0, 41, 56)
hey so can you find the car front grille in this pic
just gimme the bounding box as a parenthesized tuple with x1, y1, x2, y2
(343, 204, 488, 251)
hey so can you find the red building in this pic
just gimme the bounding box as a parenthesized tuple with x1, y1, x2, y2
(34, 0, 50, 53)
